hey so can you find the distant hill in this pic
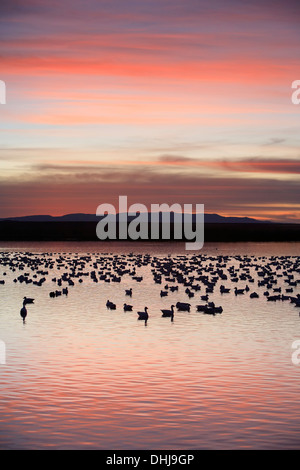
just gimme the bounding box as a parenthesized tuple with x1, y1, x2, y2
(0, 212, 264, 223)
(0, 212, 299, 242)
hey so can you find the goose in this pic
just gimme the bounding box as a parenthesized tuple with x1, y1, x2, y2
(23, 296, 34, 305)
(123, 303, 133, 311)
(267, 295, 281, 302)
(161, 305, 175, 320)
(196, 304, 207, 312)
(220, 285, 230, 293)
(176, 302, 190, 312)
(234, 287, 244, 296)
(20, 305, 27, 322)
(211, 305, 223, 314)
(137, 307, 149, 324)
(125, 288, 132, 297)
(250, 292, 259, 298)
(106, 300, 116, 310)
(280, 294, 290, 301)
(169, 286, 178, 292)
(198, 304, 223, 314)
(202, 306, 216, 315)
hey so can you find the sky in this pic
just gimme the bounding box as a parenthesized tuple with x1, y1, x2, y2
(0, 0, 300, 221)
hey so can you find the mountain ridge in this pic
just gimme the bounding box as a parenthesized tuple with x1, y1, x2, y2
(0, 212, 267, 224)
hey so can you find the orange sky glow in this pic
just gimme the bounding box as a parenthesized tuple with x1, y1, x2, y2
(0, 0, 299, 221)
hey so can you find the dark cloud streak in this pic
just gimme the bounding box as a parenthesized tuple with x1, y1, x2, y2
(0, 167, 299, 219)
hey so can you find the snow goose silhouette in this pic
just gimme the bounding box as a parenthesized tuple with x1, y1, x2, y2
(176, 302, 190, 312)
(106, 300, 116, 310)
(123, 303, 133, 311)
(20, 305, 27, 322)
(137, 307, 148, 324)
(161, 305, 175, 321)
(234, 287, 244, 296)
(220, 285, 230, 294)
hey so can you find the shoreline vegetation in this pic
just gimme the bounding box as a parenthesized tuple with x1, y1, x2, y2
(0, 221, 299, 242)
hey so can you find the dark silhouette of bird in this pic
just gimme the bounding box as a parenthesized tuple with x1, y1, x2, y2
(137, 307, 149, 324)
(234, 287, 245, 296)
(106, 300, 116, 310)
(161, 305, 175, 321)
(176, 302, 191, 312)
(123, 303, 133, 311)
(20, 305, 27, 322)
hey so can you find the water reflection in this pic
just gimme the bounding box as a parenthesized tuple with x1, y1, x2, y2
(0, 242, 299, 449)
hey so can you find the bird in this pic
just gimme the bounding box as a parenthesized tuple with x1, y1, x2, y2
(106, 300, 116, 310)
(161, 305, 175, 321)
(250, 292, 259, 298)
(123, 303, 133, 311)
(196, 304, 207, 312)
(176, 302, 191, 312)
(137, 307, 149, 324)
(23, 296, 34, 305)
(220, 285, 230, 294)
(20, 305, 27, 322)
(125, 288, 132, 297)
(234, 287, 245, 295)
(197, 304, 223, 315)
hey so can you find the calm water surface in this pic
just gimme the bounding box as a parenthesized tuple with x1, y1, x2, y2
(0, 241, 299, 449)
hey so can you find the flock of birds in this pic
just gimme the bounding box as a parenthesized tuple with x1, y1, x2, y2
(0, 250, 299, 325)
